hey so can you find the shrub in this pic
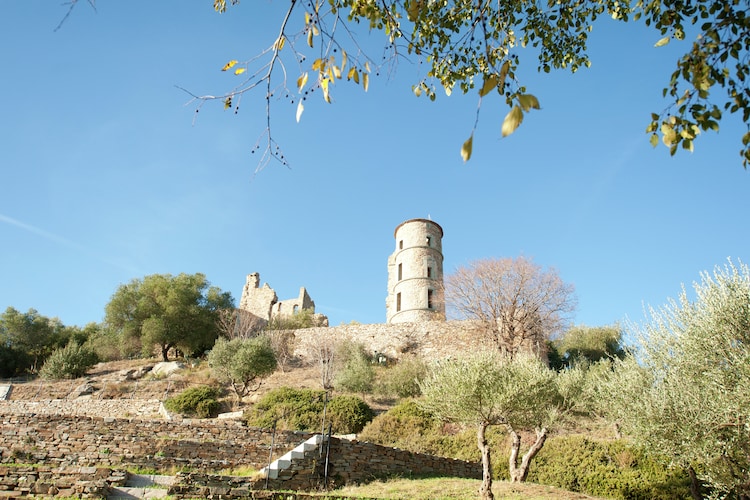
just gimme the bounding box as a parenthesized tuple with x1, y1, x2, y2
(163, 386, 222, 418)
(246, 386, 374, 434)
(246, 387, 328, 431)
(208, 336, 277, 399)
(528, 435, 692, 499)
(326, 395, 374, 434)
(358, 399, 508, 466)
(375, 356, 429, 398)
(335, 343, 375, 395)
(39, 342, 99, 379)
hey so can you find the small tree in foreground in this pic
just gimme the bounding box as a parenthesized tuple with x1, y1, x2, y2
(208, 336, 277, 400)
(419, 351, 585, 500)
(602, 259, 750, 499)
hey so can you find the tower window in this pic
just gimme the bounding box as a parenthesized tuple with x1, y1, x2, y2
(398, 263, 403, 281)
(427, 290, 434, 309)
(293, 305, 299, 314)
(396, 293, 401, 312)
(427, 266, 432, 278)
(399, 240, 403, 249)
(426, 236, 432, 247)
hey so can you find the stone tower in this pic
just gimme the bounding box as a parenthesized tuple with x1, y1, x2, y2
(386, 218, 445, 323)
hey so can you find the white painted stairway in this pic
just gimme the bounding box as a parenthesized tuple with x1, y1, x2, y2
(260, 434, 325, 480)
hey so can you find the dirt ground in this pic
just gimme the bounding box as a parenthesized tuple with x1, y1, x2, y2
(5, 358, 394, 413)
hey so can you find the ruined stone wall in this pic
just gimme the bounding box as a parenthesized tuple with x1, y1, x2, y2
(0, 399, 162, 419)
(293, 319, 492, 361)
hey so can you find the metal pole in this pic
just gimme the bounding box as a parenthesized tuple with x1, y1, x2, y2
(265, 420, 277, 490)
(319, 391, 329, 456)
(323, 423, 332, 490)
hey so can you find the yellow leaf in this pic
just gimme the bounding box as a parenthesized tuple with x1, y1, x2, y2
(221, 60, 238, 72)
(274, 36, 286, 51)
(654, 36, 670, 47)
(307, 29, 314, 48)
(365, 61, 371, 72)
(312, 58, 325, 71)
(518, 94, 540, 112)
(305, 11, 311, 24)
(351, 68, 360, 84)
(501, 106, 524, 137)
(461, 135, 473, 162)
(333, 65, 342, 79)
(297, 72, 309, 92)
(296, 100, 304, 123)
(498, 61, 510, 91)
(444, 84, 452, 96)
(312, 24, 319, 36)
(341, 50, 348, 72)
(649, 133, 659, 148)
(223, 97, 232, 109)
(321, 78, 331, 103)
(363, 72, 369, 92)
(234, 67, 246, 75)
(479, 75, 498, 97)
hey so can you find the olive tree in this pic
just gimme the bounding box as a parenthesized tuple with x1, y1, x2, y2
(445, 257, 576, 358)
(602, 259, 750, 499)
(104, 273, 234, 361)
(419, 351, 585, 499)
(208, 336, 277, 400)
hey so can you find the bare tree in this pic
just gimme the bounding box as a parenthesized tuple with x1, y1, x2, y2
(295, 329, 341, 390)
(264, 329, 297, 373)
(216, 308, 265, 340)
(445, 257, 576, 358)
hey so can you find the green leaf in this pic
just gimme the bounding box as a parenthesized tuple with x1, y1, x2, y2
(501, 106, 524, 137)
(461, 135, 473, 162)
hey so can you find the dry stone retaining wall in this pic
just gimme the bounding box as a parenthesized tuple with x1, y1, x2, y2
(0, 399, 162, 420)
(293, 319, 490, 361)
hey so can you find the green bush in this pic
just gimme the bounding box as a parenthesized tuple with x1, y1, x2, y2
(375, 356, 429, 398)
(39, 342, 99, 379)
(528, 435, 692, 499)
(246, 386, 374, 434)
(163, 386, 222, 418)
(326, 395, 374, 434)
(335, 343, 375, 395)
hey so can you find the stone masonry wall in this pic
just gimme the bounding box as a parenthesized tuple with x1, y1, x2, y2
(0, 413, 313, 471)
(293, 319, 492, 361)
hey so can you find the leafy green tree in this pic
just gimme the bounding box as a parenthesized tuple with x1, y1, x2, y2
(192, 0, 749, 168)
(550, 324, 626, 369)
(376, 355, 429, 398)
(601, 259, 750, 499)
(208, 336, 277, 400)
(445, 257, 576, 358)
(419, 351, 586, 499)
(104, 273, 234, 361)
(0, 307, 62, 373)
(39, 341, 99, 380)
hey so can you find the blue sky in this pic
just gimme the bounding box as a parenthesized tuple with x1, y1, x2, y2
(1, 1, 748, 334)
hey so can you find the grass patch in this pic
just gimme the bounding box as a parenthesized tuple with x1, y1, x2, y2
(330, 477, 608, 499)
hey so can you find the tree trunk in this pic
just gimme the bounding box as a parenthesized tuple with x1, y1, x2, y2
(477, 422, 494, 500)
(161, 344, 170, 362)
(687, 466, 701, 500)
(509, 428, 548, 483)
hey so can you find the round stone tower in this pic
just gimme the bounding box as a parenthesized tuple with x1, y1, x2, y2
(386, 218, 445, 323)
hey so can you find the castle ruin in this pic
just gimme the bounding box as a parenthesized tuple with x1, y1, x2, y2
(238, 273, 320, 327)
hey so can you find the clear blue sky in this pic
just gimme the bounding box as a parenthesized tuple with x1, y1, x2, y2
(1, 2, 748, 333)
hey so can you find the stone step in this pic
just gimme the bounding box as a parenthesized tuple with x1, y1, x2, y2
(259, 434, 325, 480)
(107, 475, 175, 500)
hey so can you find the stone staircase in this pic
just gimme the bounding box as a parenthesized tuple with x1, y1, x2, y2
(107, 474, 175, 500)
(259, 434, 325, 480)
